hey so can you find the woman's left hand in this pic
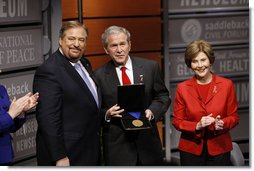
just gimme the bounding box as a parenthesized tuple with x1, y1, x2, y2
(214, 115, 224, 130)
(23, 92, 39, 112)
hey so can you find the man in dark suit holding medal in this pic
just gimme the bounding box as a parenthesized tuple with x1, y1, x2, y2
(94, 26, 170, 166)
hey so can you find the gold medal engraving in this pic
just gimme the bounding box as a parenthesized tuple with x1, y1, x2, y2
(132, 119, 143, 127)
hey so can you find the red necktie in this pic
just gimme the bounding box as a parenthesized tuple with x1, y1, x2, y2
(121, 66, 131, 85)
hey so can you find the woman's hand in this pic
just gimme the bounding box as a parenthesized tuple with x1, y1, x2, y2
(8, 92, 39, 119)
(8, 96, 29, 119)
(196, 113, 215, 130)
(23, 92, 39, 112)
(214, 115, 224, 130)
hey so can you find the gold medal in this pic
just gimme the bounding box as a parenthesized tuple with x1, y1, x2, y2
(132, 119, 143, 127)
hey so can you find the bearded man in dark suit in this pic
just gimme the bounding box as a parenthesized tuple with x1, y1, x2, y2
(33, 21, 101, 166)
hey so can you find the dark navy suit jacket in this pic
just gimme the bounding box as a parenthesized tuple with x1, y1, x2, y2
(33, 50, 101, 166)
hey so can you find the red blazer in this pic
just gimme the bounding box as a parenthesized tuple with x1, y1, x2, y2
(172, 74, 239, 156)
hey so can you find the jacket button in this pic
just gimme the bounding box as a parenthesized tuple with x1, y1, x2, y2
(195, 138, 201, 144)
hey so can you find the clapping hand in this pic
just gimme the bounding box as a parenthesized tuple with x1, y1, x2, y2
(196, 113, 215, 130)
(8, 96, 29, 119)
(8, 92, 39, 119)
(214, 115, 224, 130)
(23, 92, 39, 112)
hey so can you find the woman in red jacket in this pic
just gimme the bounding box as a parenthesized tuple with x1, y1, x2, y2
(172, 39, 239, 166)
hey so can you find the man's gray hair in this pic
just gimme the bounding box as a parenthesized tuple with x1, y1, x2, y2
(101, 26, 131, 48)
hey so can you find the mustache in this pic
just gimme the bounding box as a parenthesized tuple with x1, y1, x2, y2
(71, 47, 82, 51)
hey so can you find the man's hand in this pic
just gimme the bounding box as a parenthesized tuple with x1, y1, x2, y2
(145, 109, 154, 121)
(105, 104, 124, 120)
(56, 157, 70, 166)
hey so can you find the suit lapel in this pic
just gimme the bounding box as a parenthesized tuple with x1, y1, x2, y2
(189, 74, 221, 107)
(62, 58, 88, 90)
(80, 58, 101, 108)
(56, 52, 85, 89)
(132, 58, 145, 84)
(80, 58, 100, 88)
(58, 53, 98, 106)
(187, 77, 206, 109)
(205, 74, 220, 104)
(104, 61, 120, 89)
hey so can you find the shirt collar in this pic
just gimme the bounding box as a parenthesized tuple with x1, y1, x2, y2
(117, 56, 132, 70)
(69, 60, 81, 67)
